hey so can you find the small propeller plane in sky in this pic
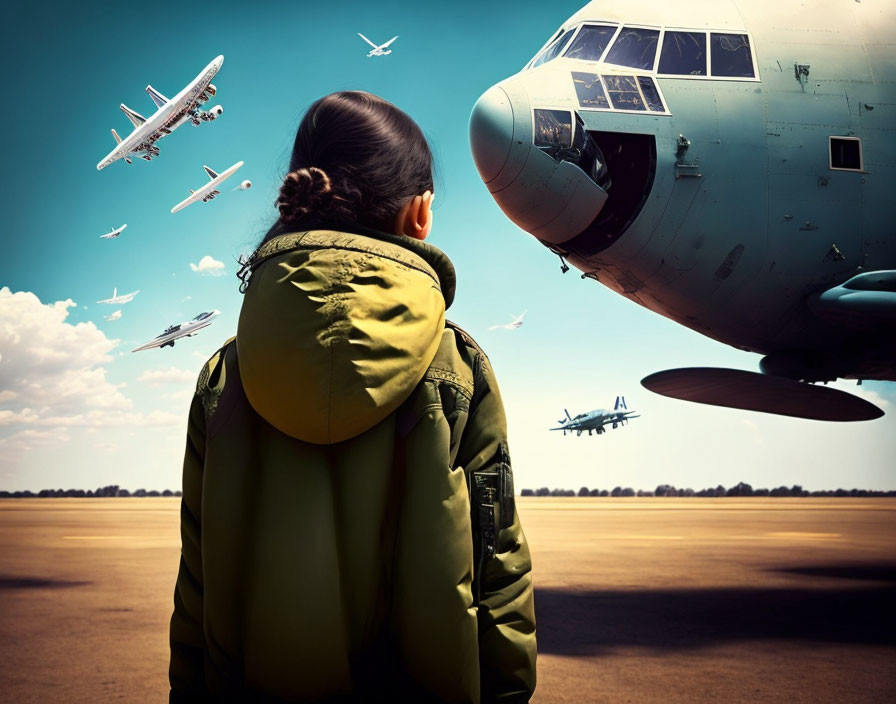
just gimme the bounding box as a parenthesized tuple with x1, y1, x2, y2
(132, 311, 220, 352)
(551, 396, 640, 436)
(489, 311, 527, 330)
(358, 33, 398, 57)
(99, 224, 127, 239)
(171, 161, 245, 213)
(97, 56, 224, 170)
(97, 288, 140, 305)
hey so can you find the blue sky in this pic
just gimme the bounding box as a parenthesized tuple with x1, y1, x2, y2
(1, 0, 893, 492)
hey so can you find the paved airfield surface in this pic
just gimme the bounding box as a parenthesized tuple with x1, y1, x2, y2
(1, 498, 894, 703)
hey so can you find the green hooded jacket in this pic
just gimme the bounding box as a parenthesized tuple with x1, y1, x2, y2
(169, 228, 536, 703)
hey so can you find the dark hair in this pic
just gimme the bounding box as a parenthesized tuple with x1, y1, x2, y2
(265, 91, 434, 243)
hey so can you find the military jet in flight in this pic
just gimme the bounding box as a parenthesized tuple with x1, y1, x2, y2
(489, 311, 527, 330)
(132, 311, 220, 352)
(171, 162, 245, 213)
(551, 396, 640, 436)
(469, 0, 894, 422)
(100, 224, 127, 239)
(97, 288, 139, 305)
(96, 55, 224, 170)
(358, 33, 398, 57)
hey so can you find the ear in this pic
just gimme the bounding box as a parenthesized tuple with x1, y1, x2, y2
(394, 191, 434, 240)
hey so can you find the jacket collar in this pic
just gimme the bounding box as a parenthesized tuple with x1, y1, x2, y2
(244, 225, 457, 309)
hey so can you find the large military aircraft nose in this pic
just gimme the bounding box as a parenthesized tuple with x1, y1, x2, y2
(470, 86, 514, 184)
(469, 81, 608, 245)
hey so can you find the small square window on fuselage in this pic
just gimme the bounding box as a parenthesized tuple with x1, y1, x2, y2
(829, 137, 863, 171)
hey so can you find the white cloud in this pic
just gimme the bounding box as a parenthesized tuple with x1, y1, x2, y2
(163, 389, 193, 403)
(0, 288, 126, 416)
(181, 295, 192, 302)
(0, 289, 185, 469)
(189, 255, 226, 276)
(0, 428, 72, 454)
(138, 367, 195, 387)
(104, 309, 122, 321)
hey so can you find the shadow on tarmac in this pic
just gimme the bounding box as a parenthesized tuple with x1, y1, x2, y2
(537, 564, 896, 656)
(0, 575, 92, 590)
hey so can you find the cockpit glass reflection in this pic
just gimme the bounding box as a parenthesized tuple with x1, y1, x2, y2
(602, 75, 646, 111)
(564, 24, 618, 62)
(533, 109, 573, 148)
(637, 77, 664, 111)
(531, 29, 575, 69)
(658, 31, 707, 75)
(710, 33, 754, 77)
(604, 27, 660, 70)
(572, 71, 610, 108)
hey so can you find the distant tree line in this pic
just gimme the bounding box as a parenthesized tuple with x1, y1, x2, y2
(0, 485, 182, 498)
(519, 482, 896, 498)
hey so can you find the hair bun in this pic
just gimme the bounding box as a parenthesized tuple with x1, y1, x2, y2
(277, 167, 334, 223)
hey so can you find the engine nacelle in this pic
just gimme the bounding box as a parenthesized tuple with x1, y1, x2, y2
(206, 105, 223, 120)
(207, 83, 217, 97)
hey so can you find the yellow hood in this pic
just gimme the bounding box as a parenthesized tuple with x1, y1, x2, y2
(236, 229, 455, 444)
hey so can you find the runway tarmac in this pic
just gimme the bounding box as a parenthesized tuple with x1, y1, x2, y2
(1, 497, 894, 703)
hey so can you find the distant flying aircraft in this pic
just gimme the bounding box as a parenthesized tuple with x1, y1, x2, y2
(96, 55, 224, 170)
(551, 396, 640, 436)
(489, 311, 527, 330)
(97, 288, 140, 305)
(358, 33, 398, 57)
(231, 179, 252, 191)
(100, 224, 127, 239)
(469, 0, 895, 422)
(132, 311, 220, 352)
(171, 161, 245, 213)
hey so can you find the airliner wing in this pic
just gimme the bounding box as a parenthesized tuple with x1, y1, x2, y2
(379, 36, 398, 49)
(172, 191, 203, 214)
(358, 33, 380, 49)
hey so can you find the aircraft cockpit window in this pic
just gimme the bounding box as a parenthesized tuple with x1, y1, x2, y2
(710, 33, 754, 77)
(533, 109, 612, 191)
(658, 31, 707, 76)
(572, 71, 610, 109)
(531, 29, 575, 69)
(637, 77, 665, 112)
(572, 73, 666, 114)
(534, 109, 573, 149)
(604, 27, 660, 71)
(564, 24, 618, 62)
(602, 75, 647, 111)
(829, 137, 863, 171)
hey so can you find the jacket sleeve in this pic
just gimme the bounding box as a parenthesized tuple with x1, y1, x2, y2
(458, 349, 537, 703)
(169, 392, 208, 702)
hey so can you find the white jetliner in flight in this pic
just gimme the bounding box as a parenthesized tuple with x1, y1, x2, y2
(171, 161, 245, 213)
(132, 311, 220, 352)
(100, 224, 127, 239)
(97, 288, 140, 305)
(358, 33, 398, 57)
(489, 311, 527, 330)
(96, 55, 225, 170)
